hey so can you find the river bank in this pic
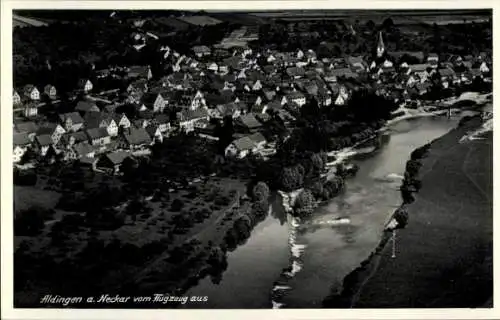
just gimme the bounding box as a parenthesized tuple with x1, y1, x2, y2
(323, 115, 493, 308)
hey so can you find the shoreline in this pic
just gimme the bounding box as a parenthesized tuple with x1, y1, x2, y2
(323, 115, 492, 308)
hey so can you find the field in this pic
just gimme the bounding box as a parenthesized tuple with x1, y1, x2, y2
(344, 117, 493, 308)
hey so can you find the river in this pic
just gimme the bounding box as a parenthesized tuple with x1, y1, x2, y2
(183, 115, 462, 308)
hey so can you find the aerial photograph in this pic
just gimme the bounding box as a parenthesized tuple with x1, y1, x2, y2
(11, 8, 492, 309)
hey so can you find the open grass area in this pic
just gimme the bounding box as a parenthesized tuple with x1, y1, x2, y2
(345, 118, 493, 308)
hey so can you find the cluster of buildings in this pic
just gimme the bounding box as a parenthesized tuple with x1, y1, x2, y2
(13, 29, 492, 173)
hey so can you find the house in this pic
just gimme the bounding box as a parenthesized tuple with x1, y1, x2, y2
(427, 53, 439, 68)
(59, 112, 85, 132)
(151, 91, 170, 113)
(13, 90, 21, 105)
(207, 62, 218, 72)
(286, 66, 306, 79)
(13, 133, 31, 163)
(34, 134, 53, 156)
(286, 91, 306, 107)
(44, 85, 57, 99)
(37, 123, 66, 145)
(23, 85, 40, 101)
(120, 127, 153, 150)
(214, 103, 242, 119)
(127, 79, 149, 94)
(75, 100, 100, 114)
(73, 142, 98, 159)
(96, 151, 133, 174)
(347, 56, 366, 71)
(225, 136, 256, 158)
(480, 62, 490, 73)
(112, 113, 131, 130)
(178, 108, 210, 133)
(145, 124, 164, 143)
(86, 128, 111, 146)
(224, 132, 267, 159)
(192, 45, 211, 58)
(235, 113, 262, 132)
(248, 132, 267, 150)
(334, 86, 349, 105)
(128, 65, 153, 80)
(78, 79, 93, 92)
(316, 92, 332, 107)
(23, 103, 38, 118)
(15, 121, 38, 141)
(152, 114, 171, 133)
(408, 64, 431, 81)
(84, 112, 118, 136)
(59, 131, 88, 149)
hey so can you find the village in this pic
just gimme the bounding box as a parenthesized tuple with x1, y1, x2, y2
(12, 19, 493, 175)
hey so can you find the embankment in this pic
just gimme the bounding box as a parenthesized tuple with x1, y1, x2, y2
(323, 116, 493, 308)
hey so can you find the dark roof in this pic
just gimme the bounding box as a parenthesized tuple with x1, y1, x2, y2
(13, 132, 30, 146)
(73, 142, 96, 156)
(36, 123, 62, 135)
(154, 113, 170, 124)
(128, 65, 150, 78)
(231, 136, 255, 151)
(237, 113, 262, 129)
(59, 112, 84, 124)
(179, 108, 209, 121)
(36, 134, 53, 146)
(15, 121, 38, 133)
(286, 67, 305, 77)
(105, 151, 132, 165)
(145, 124, 161, 137)
(248, 132, 266, 144)
(86, 127, 109, 140)
(124, 127, 152, 145)
(84, 111, 112, 129)
(75, 100, 99, 113)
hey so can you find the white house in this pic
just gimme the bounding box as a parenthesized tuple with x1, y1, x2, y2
(79, 79, 93, 92)
(23, 85, 40, 101)
(286, 91, 306, 107)
(480, 62, 490, 73)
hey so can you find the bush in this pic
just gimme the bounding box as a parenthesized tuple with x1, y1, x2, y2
(252, 181, 270, 203)
(170, 199, 184, 212)
(394, 207, 409, 229)
(293, 189, 316, 218)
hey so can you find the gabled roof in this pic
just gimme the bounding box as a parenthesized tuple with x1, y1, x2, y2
(13, 132, 30, 146)
(23, 84, 38, 95)
(124, 127, 152, 145)
(439, 68, 456, 77)
(86, 127, 109, 140)
(84, 111, 113, 129)
(286, 91, 305, 100)
(73, 142, 96, 156)
(248, 132, 267, 144)
(15, 121, 38, 133)
(59, 112, 84, 124)
(36, 134, 53, 146)
(154, 113, 170, 124)
(128, 65, 150, 78)
(231, 136, 256, 151)
(236, 113, 262, 129)
(36, 123, 62, 135)
(409, 64, 430, 72)
(105, 151, 132, 165)
(179, 108, 209, 121)
(286, 66, 305, 77)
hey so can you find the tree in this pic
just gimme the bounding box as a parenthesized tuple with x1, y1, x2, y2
(382, 18, 394, 30)
(394, 207, 409, 229)
(170, 199, 184, 212)
(293, 189, 315, 218)
(365, 20, 376, 30)
(252, 181, 270, 203)
(14, 206, 54, 236)
(279, 165, 304, 191)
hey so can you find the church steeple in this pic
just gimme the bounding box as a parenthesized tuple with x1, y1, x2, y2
(377, 31, 385, 58)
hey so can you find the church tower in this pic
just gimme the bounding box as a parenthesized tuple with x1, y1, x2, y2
(376, 31, 385, 58)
